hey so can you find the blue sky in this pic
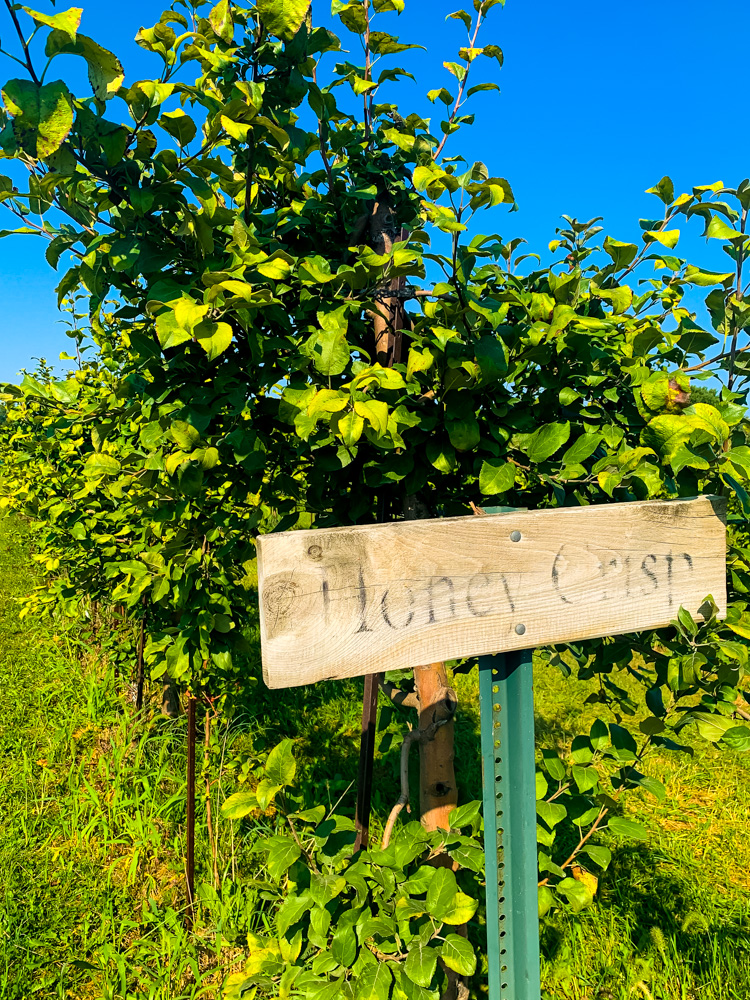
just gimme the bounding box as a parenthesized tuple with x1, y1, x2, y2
(1, 0, 748, 382)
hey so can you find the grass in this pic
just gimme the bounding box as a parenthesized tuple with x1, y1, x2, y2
(0, 513, 749, 999)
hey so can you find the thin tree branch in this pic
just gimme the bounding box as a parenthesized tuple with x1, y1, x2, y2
(433, 11, 484, 161)
(3, 0, 40, 84)
(379, 677, 420, 710)
(538, 806, 609, 887)
(683, 343, 750, 373)
(381, 716, 452, 848)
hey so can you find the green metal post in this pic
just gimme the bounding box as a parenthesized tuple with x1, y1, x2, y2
(479, 650, 540, 1000)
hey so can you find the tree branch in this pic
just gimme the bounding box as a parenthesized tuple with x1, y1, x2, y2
(433, 11, 483, 161)
(3, 0, 40, 84)
(381, 715, 453, 848)
(379, 677, 420, 710)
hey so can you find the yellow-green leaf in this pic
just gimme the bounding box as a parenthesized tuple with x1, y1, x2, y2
(256, 0, 310, 40)
(194, 320, 233, 361)
(1, 79, 73, 159)
(22, 6, 81, 41)
(45, 33, 124, 101)
(645, 229, 680, 249)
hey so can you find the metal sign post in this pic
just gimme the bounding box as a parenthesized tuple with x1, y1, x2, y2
(480, 651, 540, 1000)
(254, 496, 726, 998)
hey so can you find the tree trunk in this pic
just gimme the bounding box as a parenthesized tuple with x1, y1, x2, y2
(413, 661, 458, 830)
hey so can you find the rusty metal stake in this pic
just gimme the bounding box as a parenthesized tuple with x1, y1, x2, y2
(135, 608, 146, 712)
(186, 693, 196, 928)
(354, 671, 380, 851)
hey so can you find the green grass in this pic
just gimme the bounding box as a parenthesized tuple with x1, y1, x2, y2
(0, 513, 749, 999)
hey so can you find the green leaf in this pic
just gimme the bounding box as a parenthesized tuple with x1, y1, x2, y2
(221, 790, 258, 819)
(645, 175, 674, 205)
(425, 867, 457, 918)
(178, 462, 204, 495)
(606, 817, 649, 840)
(535, 771, 548, 799)
(426, 440, 457, 473)
(257, 0, 311, 40)
(603, 236, 638, 269)
(538, 885, 555, 917)
(404, 942, 438, 989)
(691, 712, 737, 743)
(645, 229, 680, 249)
(562, 433, 601, 467)
(263, 835, 301, 880)
(447, 416, 480, 452)
(159, 110, 197, 146)
(22, 6, 82, 41)
(541, 747, 566, 780)
(447, 9, 472, 29)
(209, 0, 234, 42)
(524, 421, 570, 463)
(537, 800, 567, 828)
(722, 726, 750, 751)
(265, 739, 296, 787)
(686, 402, 729, 442)
(194, 321, 233, 361)
(475, 335, 508, 381)
(639, 716, 666, 736)
(466, 82, 501, 97)
(334, 410, 365, 447)
(441, 891, 478, 925)
(310, 329, 350, 376)
(684, 265, 734, 287)
(706, 215, 741, 241)
(331, 919, 357, 968)
(448, 844, 485, 872)
(448, 800, 481, 829)
(479, 45, 504, 66)
(440, 935, 476, 976)
(255, 778, 283, 810)
(572, 765, 599, 793)
(257, 258, 292, 279)
(171, 421, 200, 450)
(356, 962, 393, 1000)
(45, 33, 124, 101)
(83, 453, 121, 477)
(556, 876, 593, 912)
(642, 414, 692, 462)
(355, 400, 388, 436)
(590, 719, 609, 750)
(1, 79, 73, 158)
(582, 844, 611, 870)
(299, 255, 334, 284)
(636, 775, 666, 802)
(478, 459, 514, 495)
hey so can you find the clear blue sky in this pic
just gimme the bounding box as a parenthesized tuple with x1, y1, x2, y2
(1, 0, 748, 382)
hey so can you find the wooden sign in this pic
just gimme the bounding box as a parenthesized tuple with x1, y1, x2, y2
(256, 496, 726, 690)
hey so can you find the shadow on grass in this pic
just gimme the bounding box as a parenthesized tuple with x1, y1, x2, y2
(541, 843, 750, 992)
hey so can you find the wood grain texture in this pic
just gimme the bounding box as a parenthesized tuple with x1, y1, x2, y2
(256, 497, 727, 689)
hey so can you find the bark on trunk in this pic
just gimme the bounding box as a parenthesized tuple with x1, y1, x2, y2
(413, 661, 458, 831)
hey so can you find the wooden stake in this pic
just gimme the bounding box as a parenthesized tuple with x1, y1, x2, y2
(135, 601, 146, 712)
(205, 706, 219, 887)
(186, 693, 196, 928)
(354, 671, 379, 851)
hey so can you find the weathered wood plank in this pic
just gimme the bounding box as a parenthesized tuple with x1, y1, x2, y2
(256, 497, 727, 689)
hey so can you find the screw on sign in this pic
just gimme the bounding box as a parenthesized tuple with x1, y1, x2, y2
(255, 496, 727, 999)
